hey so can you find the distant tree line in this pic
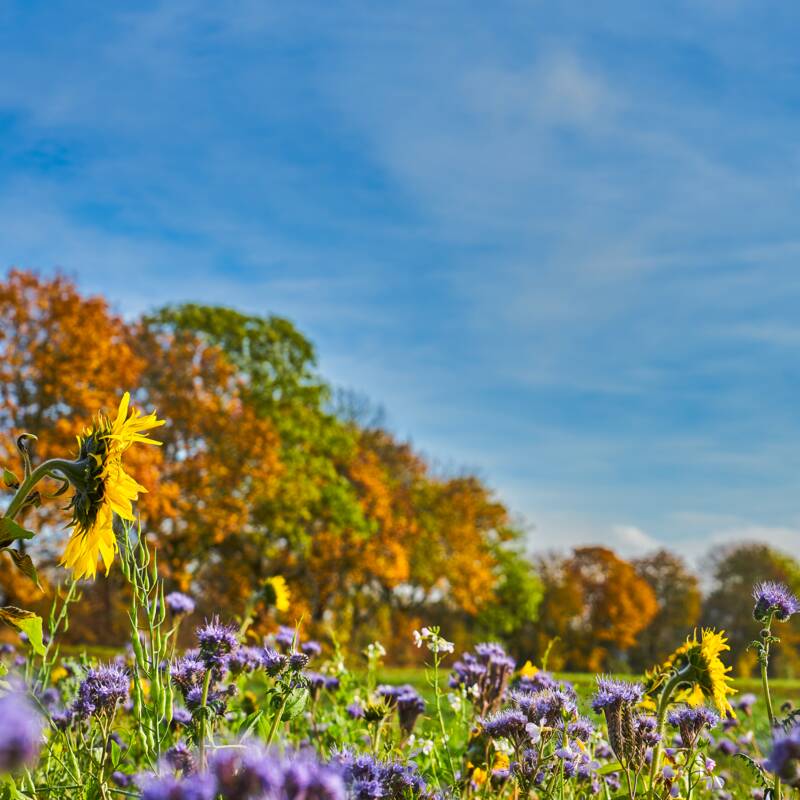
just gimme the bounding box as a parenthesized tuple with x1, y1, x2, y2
(0, 270, 796, 677)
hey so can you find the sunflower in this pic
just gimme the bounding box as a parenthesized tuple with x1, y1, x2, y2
(644, 628, 735, 716)
(60, 393, 164, 580)
(263, 575, 291, 612)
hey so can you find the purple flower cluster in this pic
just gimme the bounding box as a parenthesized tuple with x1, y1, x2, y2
(0, 692, 43, 773)
(450, 642, 516, 715)
(516, 670, 558, 694)
(334, 749, 427, 800)
(480, 709, 529, 747)
(166, 592, 196, 616)
(667, 706, 719, 748)
(71, 663, 129, 720)
(140, 746, 345, 800)
(511, 687, 578, 729)
(591, 677, 650, 769)
(376, 685, 426, 734)
(765, 725, 800, 788)
(196, 618, 239, 671)
(753, 582, 800, 623)
(306, 672, 340, 700)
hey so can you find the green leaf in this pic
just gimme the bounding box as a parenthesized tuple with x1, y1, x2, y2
(5, 549, 41, 590)
(0, 518, 35, 547)
(281, 687, 308, 721)
(237, 710, 263, 740)
(2, 468, 18, 489)
(110, 739, 122, 768)
(0, 607, 46, 656)
(596, 762, 623, 775)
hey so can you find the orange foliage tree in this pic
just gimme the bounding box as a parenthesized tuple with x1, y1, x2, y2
(0, 270, 523, 654)
(534, 546, 659, 672)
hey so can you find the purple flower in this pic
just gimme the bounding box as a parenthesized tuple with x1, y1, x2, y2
(753, 582, 800, 623)
(166, 741, 194, 775)
(73, 663, 129, 719)
(735, 693, 758, 715)
(591, 677, 644, 712)
(171, 655, 207, 697)
(0, 693, 43, 772)
(480, 709, 529, 746)
(450, 642, 516, 715)
(227, 646, 263, 676)
(301, 640, 322, 658)
(568, 717, 595, 742)
(517, 671, 558, 694)
(334, 749, 425, 800)
(261, 647, 288, 677)
(111, 770, 132, 787)
(275, 625, 296, 652)
(196, 617, 238, 670)
(765, 726, 800, 788)
(667, 706, 719, 748)
(171, 706, 193, 727)
(288, 652, 310, 671)
(166, 592, 196, 616)
(139, 771, 217, 800)
(347, 702, 365, 719)
(212, 745, 345, 800)
(717, 738, 738, 756)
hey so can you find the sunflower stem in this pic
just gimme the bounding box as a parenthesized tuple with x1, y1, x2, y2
(648, 667, 690, 799)
(4, 458, 86, 521)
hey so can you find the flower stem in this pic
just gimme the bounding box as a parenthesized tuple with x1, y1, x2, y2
(265, 689, 291, 748)
(759, 616, 782, 800)
(648, 668, 689, 799)
(4, 458, 85, 521)
(197, 668, 214, 770)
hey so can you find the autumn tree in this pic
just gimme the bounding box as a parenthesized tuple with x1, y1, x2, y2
(628, 550, 702, 673)
(534, 547, 659, 672)
(702, 542, 800, 677)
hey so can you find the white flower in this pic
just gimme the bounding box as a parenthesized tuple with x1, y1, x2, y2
(492, 738, 513, 755)
(365, 641, 386, 660)
(525, 722, 542, 744)
(447, 692, 462, 713)
(412, 627, 454, 654)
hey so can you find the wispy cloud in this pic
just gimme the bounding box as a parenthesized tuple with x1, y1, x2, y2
(2, 0, 800, 559)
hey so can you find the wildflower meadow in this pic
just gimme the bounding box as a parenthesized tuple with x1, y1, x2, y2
(0, 345, 798, 799)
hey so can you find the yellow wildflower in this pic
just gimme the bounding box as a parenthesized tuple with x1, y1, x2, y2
(644, 628, 735, 715)
(61, 393, 164, 580)
(263, 575, 291, 612)
(519, 660, 539, 679)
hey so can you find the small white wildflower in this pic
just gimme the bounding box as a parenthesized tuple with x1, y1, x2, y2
(447, 692, 462, 713)
(412, 630, 424, 648)
(526, 722, 542, 744)
(492, 738, 513, 755)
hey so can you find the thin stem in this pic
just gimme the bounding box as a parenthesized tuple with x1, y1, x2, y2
(197, 668, 214, 770)
(759, 616, 782, 800)
(4, 458, 85, 520)
(265, 689, 292, 748)
(648, 667, 690, 799)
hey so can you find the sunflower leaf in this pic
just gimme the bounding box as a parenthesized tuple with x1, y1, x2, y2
(0, 606, 46, 656)
(0, 518, 35, 547)
(5, 548, 42, 590)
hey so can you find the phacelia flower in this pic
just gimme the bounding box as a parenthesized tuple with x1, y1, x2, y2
(450, 642, 516, 715)
(261, 647, 288, 677)
(0, 692, 43, 773)
(288, 652, 310, 671)
(275, 625, 297, 652)
(171, 655, 207, 697)
(765, 725, 800, 788)
(73, 663, 129, 718)
(480, 709, 530, 747)
(139, 771, 217, 800)
(591, 677, 644, 768)
(166, 592, 195, 616)
(753, 582, 800, 623)
(667, 706, 719, 748)
(196, 617, 238, 670)
(61, 392, 164, 580)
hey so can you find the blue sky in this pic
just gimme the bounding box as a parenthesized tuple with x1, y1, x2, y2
(2, 1, 800, 560)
